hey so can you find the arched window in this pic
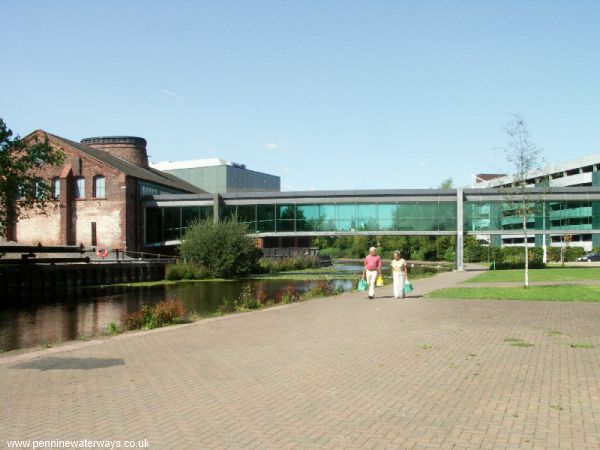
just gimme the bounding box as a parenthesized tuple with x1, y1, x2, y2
(52, 177, 60, 198)
(93, 175, 106, 198)
(74, 177, 85, 199)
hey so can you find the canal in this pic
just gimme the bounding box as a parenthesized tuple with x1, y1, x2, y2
(0, 264, 447, 352)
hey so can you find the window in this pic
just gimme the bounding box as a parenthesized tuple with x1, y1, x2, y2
(35, 180, 44, 199)
(52, 177, 60, 198)
(93, 175, 105, 198)
(74, 177, 85, 199)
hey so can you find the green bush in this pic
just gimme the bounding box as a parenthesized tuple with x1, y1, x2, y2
(487, 247, 503, 263)
(546, 246, 587, 262)
(236, 285, 261, 310)
(166, 262, 210, 281)
(565, 247, 586, 261)
(546, 247, 560, 262)
(464, 240, 486, 262)
(318, 248, 341, 259)
(180, 218, 261, 279)
(121, 300, 185, 330)
(217, 298, 236, 314)
(257, 256, 319, 273)
(443, 247, 455, 262)
(501, 247, 524, 263)
(153, 300, 185, 326)
(305, 279, 336, 297)
(279, 285, 302, 304)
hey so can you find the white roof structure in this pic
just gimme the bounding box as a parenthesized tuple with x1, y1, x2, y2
(150, 158, 246, 171)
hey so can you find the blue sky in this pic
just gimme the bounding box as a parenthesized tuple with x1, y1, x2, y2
(2, 1, 600, 190)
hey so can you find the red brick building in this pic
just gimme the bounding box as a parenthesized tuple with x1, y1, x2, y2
(11, 131, 202, 251)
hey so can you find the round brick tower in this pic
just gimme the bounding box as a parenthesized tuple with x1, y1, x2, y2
(81, 136, 149, 168)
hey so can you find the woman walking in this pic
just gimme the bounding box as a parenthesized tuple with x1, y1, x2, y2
(363, 246, 382, 299)
(390, 250, 408, 299)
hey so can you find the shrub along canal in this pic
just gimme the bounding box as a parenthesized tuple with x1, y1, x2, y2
(0, 263, 447, 352)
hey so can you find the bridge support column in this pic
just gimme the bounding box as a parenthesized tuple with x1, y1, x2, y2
(456, 187, 464, 271)
(213, 194, 221, 224)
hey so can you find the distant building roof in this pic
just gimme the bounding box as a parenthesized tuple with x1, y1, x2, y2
(476, 153, 600, 188)
(474, 174, 506, 183)
(36, 132, 205, 194)
(151, 158, 246, 171)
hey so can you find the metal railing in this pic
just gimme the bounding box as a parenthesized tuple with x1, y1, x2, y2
(0, 243, 175, 264)
(110, 249, 175, 263)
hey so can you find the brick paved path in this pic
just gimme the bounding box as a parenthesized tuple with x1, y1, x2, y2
(2, 268, 600, 449)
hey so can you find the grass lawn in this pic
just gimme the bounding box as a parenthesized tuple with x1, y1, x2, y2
(466, 267, 600, 283)
(427, 285, 600, 302)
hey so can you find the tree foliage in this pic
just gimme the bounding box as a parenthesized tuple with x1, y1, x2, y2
(179, 218, 261, 278)
(438, 177, 455, 189)
(0, 118, 64, 238)
(502, 114, 545, 286)
(317, 235, 459, 262)
(504, 115, 544, 188)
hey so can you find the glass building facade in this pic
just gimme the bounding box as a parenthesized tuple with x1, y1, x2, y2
(143, 188, 600, 259)
(144, 200, 459, 246)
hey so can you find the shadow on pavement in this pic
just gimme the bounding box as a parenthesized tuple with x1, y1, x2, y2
(12, 357, 125, 371)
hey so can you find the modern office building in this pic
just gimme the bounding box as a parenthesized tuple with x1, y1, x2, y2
(474, 153, 600, 250)
(150, 159, 280, 194)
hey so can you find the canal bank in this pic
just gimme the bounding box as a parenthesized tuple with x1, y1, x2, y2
(0, 262, 167, 302)
(0, 263, 447, 353)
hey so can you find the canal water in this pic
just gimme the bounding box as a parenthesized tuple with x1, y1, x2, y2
(0, 264, 445, 352)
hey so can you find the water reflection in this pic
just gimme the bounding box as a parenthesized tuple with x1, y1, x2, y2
(0, 264, 446, 353)
(0, 279, 353, 352)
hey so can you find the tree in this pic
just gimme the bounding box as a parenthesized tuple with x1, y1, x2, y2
(179, 218, 261, 278)
(438, 177, 455, 189)
(0, 118, 64, 239)
(502, 114, 545, 287)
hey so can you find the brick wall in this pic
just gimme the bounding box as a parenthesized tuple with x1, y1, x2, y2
(15, 132, 129, 250)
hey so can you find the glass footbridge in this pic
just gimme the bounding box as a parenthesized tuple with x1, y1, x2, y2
(144, 187, 600, 269)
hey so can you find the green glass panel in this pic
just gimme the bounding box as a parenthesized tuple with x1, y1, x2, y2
(181, 207, 200, 236)
(379, 219, 395, 231)
(182, 207, 199, 226)
(336, 205, 357, 231)
(337, 204, 356, 221)
(438, 203, 457, 230)
(199, 206, 213, 221)
(277, 204, 295, 232)
(392, 203, 418, 231)
(296, 204, 317, 231)
(145, 207, 162, 245)
(419, 203, 438, 218)
(257, 204, 275, 232)
(378, 204, 396, 230)
(221, 205, 237, 220)
(337, 220, 354, 231)
(237, 205, 257, 232)
(357, 204, 377, 230)
(357, 204, 377, 219)
(318, 204, 336, 231)
(164, 207, 181, 241)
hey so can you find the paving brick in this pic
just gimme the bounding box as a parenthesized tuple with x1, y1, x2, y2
(2, 267, 600, 448)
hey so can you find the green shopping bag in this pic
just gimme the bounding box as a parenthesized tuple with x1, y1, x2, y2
(404, 280, 413, 294)
(358, 279, 367, 292)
